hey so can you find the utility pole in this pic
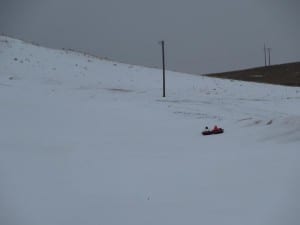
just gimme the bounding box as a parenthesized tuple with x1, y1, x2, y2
(267, 48, 271, 66)
(264, 43, 267, 67)
(159, 40, 166, 97)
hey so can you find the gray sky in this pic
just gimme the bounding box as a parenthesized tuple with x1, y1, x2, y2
(1, 0, 299, 74)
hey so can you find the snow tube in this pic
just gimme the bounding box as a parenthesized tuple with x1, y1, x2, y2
(202, 128, 224, 136)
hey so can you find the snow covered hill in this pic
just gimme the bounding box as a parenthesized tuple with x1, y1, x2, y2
(1, 36, 300, 225)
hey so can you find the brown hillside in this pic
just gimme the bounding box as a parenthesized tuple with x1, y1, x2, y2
(205, 62, 300, 86)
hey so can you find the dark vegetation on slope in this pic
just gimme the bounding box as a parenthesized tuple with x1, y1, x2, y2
(205, 62, 300, 86)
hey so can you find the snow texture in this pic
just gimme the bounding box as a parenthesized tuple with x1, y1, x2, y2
(1, 36, 300, 225)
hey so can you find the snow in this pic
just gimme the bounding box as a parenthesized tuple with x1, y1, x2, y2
(1, 36, 300, 225)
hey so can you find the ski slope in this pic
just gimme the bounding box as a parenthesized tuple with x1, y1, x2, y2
(1, 36, 300, 225)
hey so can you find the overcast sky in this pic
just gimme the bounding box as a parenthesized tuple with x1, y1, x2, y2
(1, 0, 299, 74)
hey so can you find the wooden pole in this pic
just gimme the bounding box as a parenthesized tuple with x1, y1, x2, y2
(160, 40, 166, 97)
(267, 48, 271, 66)
(264, 43, 267, 67)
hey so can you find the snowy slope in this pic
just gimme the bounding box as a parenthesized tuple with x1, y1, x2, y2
(1, 36, 300, 225)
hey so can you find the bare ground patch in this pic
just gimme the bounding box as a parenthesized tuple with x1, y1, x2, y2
(205, 61, 300, 87)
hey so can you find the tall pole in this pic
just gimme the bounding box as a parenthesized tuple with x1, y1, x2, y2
(160, 40, 166, 97)
(267, 48, 271, 66)
(264, 43, 267, 67)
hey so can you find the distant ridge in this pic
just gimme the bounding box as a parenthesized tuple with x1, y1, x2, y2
(205, 62, 300, 86)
